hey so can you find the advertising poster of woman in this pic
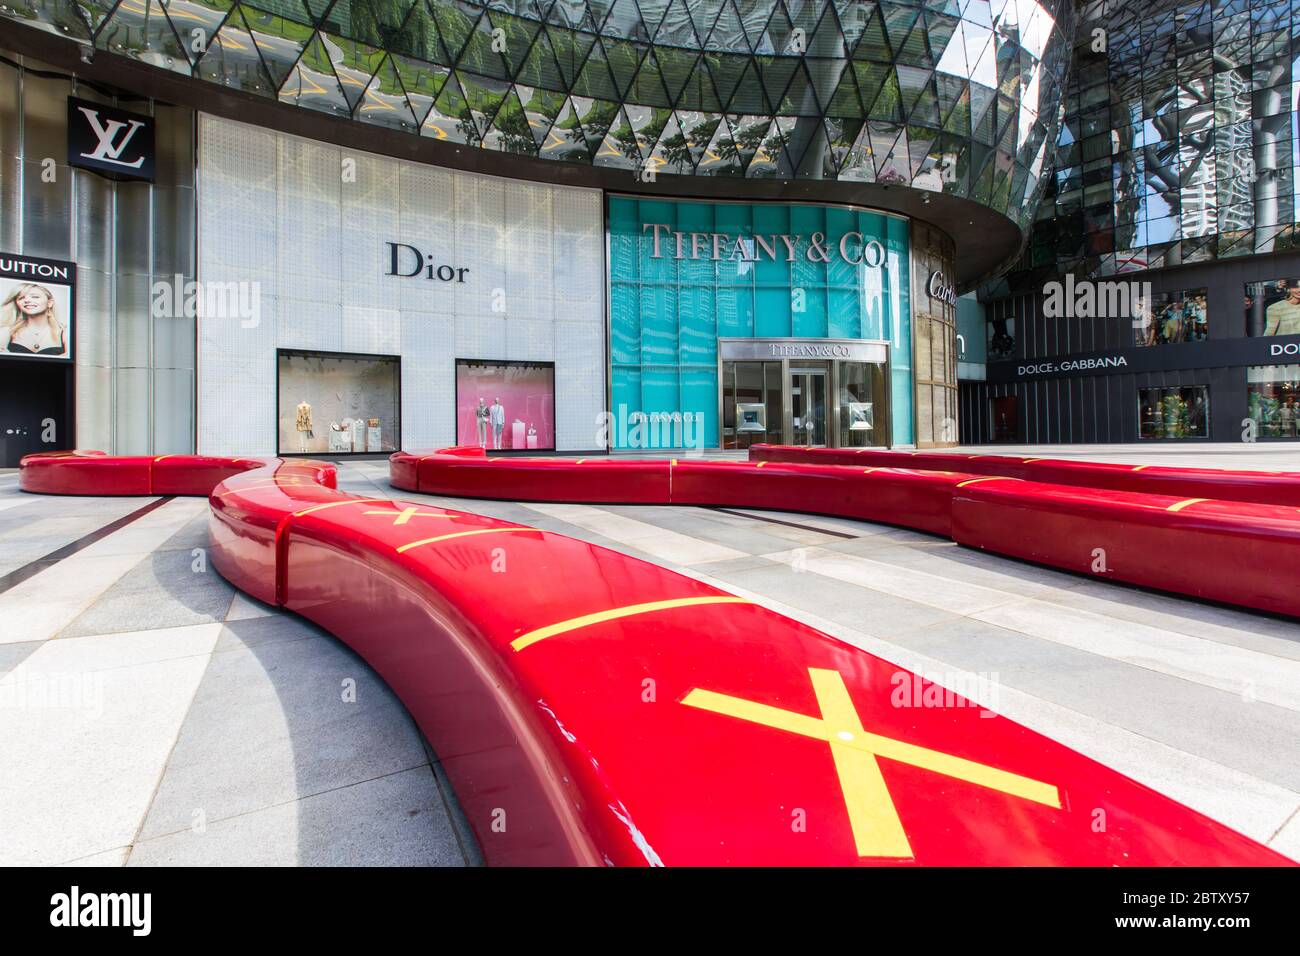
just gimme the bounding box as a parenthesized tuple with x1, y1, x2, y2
(0, 253, 75, 362)
(1246, 278, 1300, 336)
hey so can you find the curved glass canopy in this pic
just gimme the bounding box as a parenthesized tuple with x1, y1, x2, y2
(5, 0, 1075, 229)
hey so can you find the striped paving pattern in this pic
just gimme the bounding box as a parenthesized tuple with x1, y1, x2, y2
(0, 472, 475, 867)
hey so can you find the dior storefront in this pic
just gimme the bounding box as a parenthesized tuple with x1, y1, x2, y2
(196, 114, 606, 458)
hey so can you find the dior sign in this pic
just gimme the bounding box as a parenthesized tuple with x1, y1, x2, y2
(928, 270, 958, 306)
(385, 242, 470, 283)
(641, 224, 886, 268)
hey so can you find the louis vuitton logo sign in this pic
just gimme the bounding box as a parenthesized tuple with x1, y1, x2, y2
(67, 97, 154, 181)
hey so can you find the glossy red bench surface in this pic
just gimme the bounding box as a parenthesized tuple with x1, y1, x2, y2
(392, 447, 972, 536)
(750, 444, 1300, 507)
(17, 450, 322, 497)
(395, 447, 1300, 618)
(952, 479, 1300, 618)
(17, 449, 1293, 866)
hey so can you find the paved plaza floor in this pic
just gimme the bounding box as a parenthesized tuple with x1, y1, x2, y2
(2, 447, 1299, 865)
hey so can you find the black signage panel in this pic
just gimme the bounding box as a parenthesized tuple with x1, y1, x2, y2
(986, 335, 1300, 384)
(67, 96, 155, 181)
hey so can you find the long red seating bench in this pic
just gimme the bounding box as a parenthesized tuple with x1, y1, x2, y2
(392, 447, 976, 536)
(17, 450, 317, 497)
(396, 447, 1300, 619)
(17, 449, 1293, 866)
(952, 479, 1300, 618)
(750, 443, 1300, 507)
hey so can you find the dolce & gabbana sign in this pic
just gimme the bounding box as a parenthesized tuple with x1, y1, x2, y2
(988, 334, 1300, 383)
(641, 223, 887, 268)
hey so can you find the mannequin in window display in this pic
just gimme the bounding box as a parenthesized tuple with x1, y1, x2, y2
(475, 398, 489, 448)
(1281, 397, 1296, 438)
(1160, 304, 1182, 343)
(295, 401, 313, 453)
(489, 397, 505, 450)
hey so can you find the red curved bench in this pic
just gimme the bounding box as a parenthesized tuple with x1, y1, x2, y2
(392, 448, 975, 537)
(17, 449, 1293, 866)
(750, 444, 1300, 507)
(952, 479, 1300, 617)
(17, 450, 303, 497)
(393, 447, 1300, 618)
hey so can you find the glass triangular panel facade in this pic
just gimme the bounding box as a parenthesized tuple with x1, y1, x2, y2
(0, 0, 1078, 233)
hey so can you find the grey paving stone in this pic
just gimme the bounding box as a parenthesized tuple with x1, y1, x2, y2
(847, 538, 1093, 599)
(128, 767, 464, 866)
(690, 554, 788, 576)
(156, 512, 213, 553)
(702, 559, 960, 637)
(817, 527, 951, 556)
(6, 496, 149, 521)
(1051, 580, 1300, 659)
(136, 633, 428, 841)
(893, 615, 1300, 793)
(598, 504, 833, 553)
(59, 547, 236, 638)
(214, 613, 328, 653)
(0, 640, 42, 677)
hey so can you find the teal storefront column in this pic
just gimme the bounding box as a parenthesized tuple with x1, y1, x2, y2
(608, 196, 913, 449)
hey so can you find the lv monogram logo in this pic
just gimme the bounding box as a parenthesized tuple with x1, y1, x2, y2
(76, 107, 146, 169)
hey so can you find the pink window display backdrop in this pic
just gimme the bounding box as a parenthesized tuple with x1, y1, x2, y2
(456, 361, 555, 450)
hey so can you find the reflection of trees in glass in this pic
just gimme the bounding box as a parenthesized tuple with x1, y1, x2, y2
(612, 124, 640, 161)
(762, 126, 791, 165)
(492, 100, 537, 154)
(658, 131, 692, 171)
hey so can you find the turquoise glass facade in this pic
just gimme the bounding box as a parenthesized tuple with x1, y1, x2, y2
(609, 196, 913, 448)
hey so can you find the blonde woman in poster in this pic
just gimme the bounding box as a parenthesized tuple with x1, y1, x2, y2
(1, 283, 67, 357)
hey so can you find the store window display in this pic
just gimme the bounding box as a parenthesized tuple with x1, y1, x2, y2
(1247, 365, 1300, 439)
(1137, 386, 1209, 440)
(277, 350, 400, 455)
(455, 360, 555, 451)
